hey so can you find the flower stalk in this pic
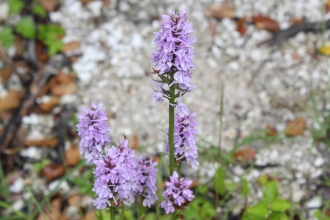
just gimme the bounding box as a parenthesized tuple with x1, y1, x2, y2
(110, 206, 115, 220)
(169, 78, 176, 174)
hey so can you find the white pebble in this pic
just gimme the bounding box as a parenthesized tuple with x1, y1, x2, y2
(314, 157, 324, 167)
(9, 177, 24, 193)
(306, 197, 321, 208)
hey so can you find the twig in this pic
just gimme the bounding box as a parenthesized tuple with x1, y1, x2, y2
(0, 63, 55, 151)
(259, 19, 330, 46)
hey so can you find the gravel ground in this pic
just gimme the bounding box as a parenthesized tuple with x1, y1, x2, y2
(6, 0, 330, 219)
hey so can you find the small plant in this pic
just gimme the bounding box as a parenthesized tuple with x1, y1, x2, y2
(0, 26, 15, 48)
(8, 0, 25, 15)
(16, 17, 36, 39)
(37, 24, 65, 56)
(242, 181, 291, 220)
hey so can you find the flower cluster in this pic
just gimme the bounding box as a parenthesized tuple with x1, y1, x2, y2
(92, 140, 159, 210)
(151, 11, 195, 103)
(93, 140, 137, 209)
(164, 102, 199, 168)
(77, 103, 158, 210)
(160, 171, 194, 214)
(136, 156, 159, 207)
(76, 102, 110, 163)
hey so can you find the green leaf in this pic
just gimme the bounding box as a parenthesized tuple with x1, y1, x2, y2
(246, 202, 269, 218)
(197, 185, 208, 194)
(33, 159, 51, 173)
(16, 17, 35, 39)
(47, 39, 63, 56)
(213, 166, 226, 195)
(32, 3, 47, 17)
(0, 26, 15, 48)
(241, 177, 250, 197)
(271, 199, 291, 212)
(201, 201, 216, 218)
(263, 181, 278, 203)
(37, 24, 65, 56)
(268, 212, 289, 220)
(8, 0, 25, 14)
(314, 210, 330, 220)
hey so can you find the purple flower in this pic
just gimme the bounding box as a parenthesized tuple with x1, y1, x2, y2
(152, 81, 166, 104)
(92, 139, 159, 209)
(76, 102, 110, 163)
(151, 11, 195, 93)
(92, 139, 139, 209)
(136, 156, 159, 207)
(160, 171, 194, 214)
(164, 103, 199, 168)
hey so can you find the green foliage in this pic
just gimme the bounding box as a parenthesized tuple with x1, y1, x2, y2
(314, 210, 330, 220)
(263, 181, 278, 204)
(242, 181, 291, 220)
(271, 199, 291, 212)
(71, 169, 94, 196)
(16, 17, 36, 39)
(32, 3, 47, 18)
(182, 196, 216, 220)
(33, 159, 51, 173)
(241, 177, 250, 197)
(38, 24, 65, 56)
(0, 26, 15, 48)
(8, 0, 25, 14)
(213, 166, 226, 195)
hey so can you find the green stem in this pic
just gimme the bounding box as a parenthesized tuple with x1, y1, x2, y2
(169, 81, 176, 174)
(110, 206, 115, 220)
(177, 162, 182, 176)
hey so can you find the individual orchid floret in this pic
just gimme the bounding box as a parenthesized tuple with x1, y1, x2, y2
(92, 139, 139, 209)
(76, 102, 110, 163)
(160, 171, 194, 214)
(136, 156, 159, 207)
(151, 11, 195, 95)
(164, 103, 199, 168)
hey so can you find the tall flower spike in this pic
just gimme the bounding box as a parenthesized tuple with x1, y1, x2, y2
(164, 102, 199, 168)
(151, 10, 195, 102)
(160, 171, 194, 214)
(76, 102, 110, 163)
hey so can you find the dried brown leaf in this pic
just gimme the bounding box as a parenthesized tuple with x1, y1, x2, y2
(0, 90, 22, 111)
(51, 82, 76, 96)
(81, 0, 94, 4)
(129, 135, 139, 150)
(234, 147, 257, 162)
(62, 41, 81, 52)
(83, 212, 97, 220)
(24, 137, 59, 147)
(237, 17, 247, 36)
(204, 3, 236, 20)
(65, 144, 80, 166)
(68, 194, 82, 206)
(14, 36, 25, 57)
(285, 117, 306, 136)
(36, 40, 49, 63)
(266, 126, 277, 137)
(0, 66, 12, 83)
(37, 198, 63, 220)
(290, 17, 305, 27)
(252, 15, 280, 33)
(39, 0, 58, 12)
(307, 50, 321, 61)
(40, 164, 65, 182)
(292, 52, 303, 61)
(209, 22, 217, 36)
(39, 96, 60, 113)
